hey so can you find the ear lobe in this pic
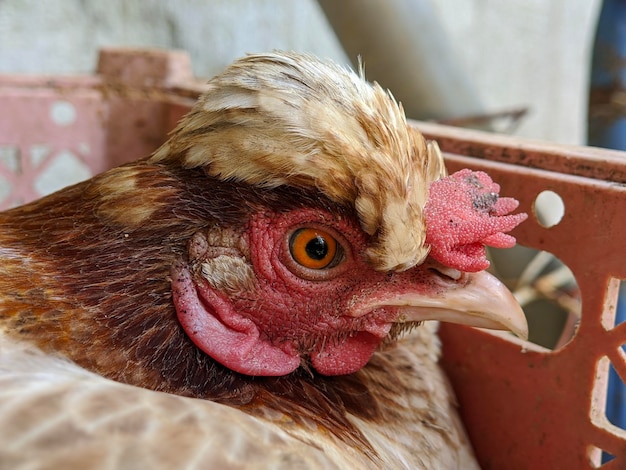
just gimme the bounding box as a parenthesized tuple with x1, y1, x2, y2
(171, 264, 300, 376)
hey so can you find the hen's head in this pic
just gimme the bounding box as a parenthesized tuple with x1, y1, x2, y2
(153, 52, 445, 272)
(149, 52, 528, 376)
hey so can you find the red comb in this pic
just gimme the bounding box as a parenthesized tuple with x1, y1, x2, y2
(424, 169, 527, 272)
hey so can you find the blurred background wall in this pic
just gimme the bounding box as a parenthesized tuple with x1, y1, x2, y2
(0, 0, 601, 145)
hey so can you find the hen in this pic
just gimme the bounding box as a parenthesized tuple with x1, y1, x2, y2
(0, 52, 527, 469)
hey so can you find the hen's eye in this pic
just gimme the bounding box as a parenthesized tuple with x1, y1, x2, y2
(289, 228, 340, 269)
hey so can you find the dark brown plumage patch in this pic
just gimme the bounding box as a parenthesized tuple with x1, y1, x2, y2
(0, 158, 395, 460)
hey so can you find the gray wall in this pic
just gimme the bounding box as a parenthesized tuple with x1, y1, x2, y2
(0, 0, 601, 144)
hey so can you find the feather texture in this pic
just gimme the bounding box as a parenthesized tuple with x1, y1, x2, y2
(0, 327, 478, 469)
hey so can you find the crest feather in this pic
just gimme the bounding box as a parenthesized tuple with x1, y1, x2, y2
(152, 52, 446, 271)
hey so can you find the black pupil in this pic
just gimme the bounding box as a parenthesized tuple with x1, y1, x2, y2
(305, 235, 328, 260)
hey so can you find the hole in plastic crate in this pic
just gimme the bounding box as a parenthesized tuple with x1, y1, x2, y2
(606, 352, 626, 430)
(34, 150, 92, 196)
(614, 281, 626, 329)
(533, 190, 565, 228)
(591, 352, 626, 467)
(489, 245, 580, 349)
(0, 146, 21, 175)
(0, 174, 12, 204)
(49, 100, 77, 127)
(30, 144, 51, 168)
(588, 444, 616, 468)
(604, 283, 626, 447)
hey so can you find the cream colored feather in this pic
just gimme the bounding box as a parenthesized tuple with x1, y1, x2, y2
(0, 327, 478, 470)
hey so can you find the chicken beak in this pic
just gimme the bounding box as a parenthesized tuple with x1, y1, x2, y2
(391, 270, 528, 340)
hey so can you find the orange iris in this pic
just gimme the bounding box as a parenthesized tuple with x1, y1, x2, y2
(289, 228, 338, 269)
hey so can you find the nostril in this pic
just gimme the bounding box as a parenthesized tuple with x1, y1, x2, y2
(430, 266, 463, 281)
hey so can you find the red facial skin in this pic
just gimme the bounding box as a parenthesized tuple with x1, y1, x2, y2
(172, 207, 455, 377)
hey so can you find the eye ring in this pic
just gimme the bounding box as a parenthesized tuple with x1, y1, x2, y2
(289, 228, 341, 270)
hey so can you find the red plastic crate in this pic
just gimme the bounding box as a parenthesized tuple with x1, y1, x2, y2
(0, 48, 204, 209)
(1, 48, 625, 469)
(419, 122, 626, 469)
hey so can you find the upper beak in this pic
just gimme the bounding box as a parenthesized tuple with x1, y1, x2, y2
(364, 270, 528, 340)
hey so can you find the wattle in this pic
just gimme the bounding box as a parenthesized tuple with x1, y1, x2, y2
(310, 331, 384, 376)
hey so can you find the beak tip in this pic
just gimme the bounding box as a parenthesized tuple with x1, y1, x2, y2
(489, 300, 528, 341)
(513, 323, 529, 341)
(499, 303, 529, 341)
